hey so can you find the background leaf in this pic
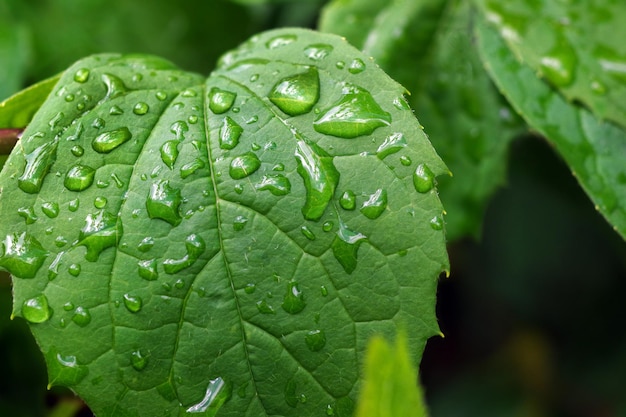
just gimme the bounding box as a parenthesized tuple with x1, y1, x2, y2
(0, 28, 448, 417)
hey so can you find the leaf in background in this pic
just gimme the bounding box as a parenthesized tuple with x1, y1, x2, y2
(0, 1, 31, 101)
(476, 17, 626, 239)
(320, 0, 525, 240)
(0, 75, 59, 129)
(474, 0, 626, 130)
(356, 331, 428, 417)
(0, 28, 448, 417)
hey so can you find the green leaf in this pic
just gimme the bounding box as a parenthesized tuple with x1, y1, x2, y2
(356, 331, 428, 417)
(475, 16, 626, 239)
(0, 75, 60, 129)
(0, 16, 30, 101)
(0, 28, 448, 417)
(474, 0, 626, 130)
(320, 0, 525, 240)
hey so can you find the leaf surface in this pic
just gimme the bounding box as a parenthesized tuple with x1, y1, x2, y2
(0, 28, 448, 417)
(476, 17, 626, 239)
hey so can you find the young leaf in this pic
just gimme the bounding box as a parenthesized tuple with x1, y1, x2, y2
(476, 17, 626, 240)
(0, 75, 59, 129)
(474, 0, 626, 130)
(0, 28, 448, 417)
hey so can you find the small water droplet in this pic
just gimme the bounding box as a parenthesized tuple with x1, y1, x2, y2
(17, 206, 38, 224)
(92, 127, 132, 153)
(0, 232, 48, 278)
(266, 34, 297, 49)
(360, 188, 387, 219)
(68, 263, 81, 276)
(413, 163, 435, 193)
(71, 145, 84, 157)
(137, 237, 155, 252)
(69, 198, 80, 212)
(233, 216, 248, 231)
(219, 117, 243, 150)
(590, 79, 607, 95)
(160, 141, 180, 169)
(244, 283, 256, 294)
(54, 236, 67, 248)
(314, 84, 391, 138)
(255, 174, 291, 196)
(326, 404, 335, 416)
(249, 74, 259, 83)
(185, 377, 231, 414)
(130, 350, 148, 371)
(156, 91, 167, 101)
(393, 96, 411, 111)
(335, 61, 345, 69)
(74, 68, 90, 83)
(539, 40, 577, 87)
(376, 132, 406, 159)
(133, 102, 149, 115)
(305, 329, 326, 351)
(209, 88, 237, 114)
(180, 158, 205, 179)
(304, 43, 333, 61)
(18, 139, 58, 193)
(170, 121, 189, 140)
(400, 155, 412, 166)
(102, 73, 129, 100)
(229, 152, 261, 179)
(322, 221, 333, 232)
(65, 94, 75, 102)
(109, 105, 124, 115)
(332, 224, 367, 274)
(300, 226, 316, 241)
(22, 294, 51, 323)
(64, 164, 96, 191)
(269, 67, 320, 116)
(282, 281, 306, 314)
(138, 259, 158, 280)
(430, 215, 444, 231)
(78, 210, 119, 261)
(234, 184, 244, 194)
(72, 306, 91, 326)
(339, 190, 356, 210)
(295, 140, 339, 221)
(320, 285, 328, 296)
(163, 234, 206, 274)
(272, 163, 284, 171)
(256, 299, 275, 314)
(348, 58, 365, 74)
(94, 196, 107, 209)
(48, 112, 64, 129)
(91, 118, 106, 129)
(146, 180, 183, 226)
(63, 302, 75, 311)
(123, 294, 142, 313)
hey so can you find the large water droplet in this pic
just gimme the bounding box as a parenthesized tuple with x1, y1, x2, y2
(78, 210, 120, 261)
(72, 306, 92, 327)
(146, 180, 183, 226)
(41, 202, 60, 218)
(314, 84, 391, 138)
(282, 281, 306, 314)
(229, 152, 261, 180)
(22, 294, 51, 323)
(160, 141, 180, 169)
(186, 377, 231, 414)
(413, 163, 435, 193)
(304, 44, 333, 61)
(219, 117, 243, 150)
(18, 139, 58, 193)
(74, 68, 90, 83)
(170, 121, 189, 140)
(92, 127, 132, 153)
(294, 140, 339, 221)
(255, 174, 291, 196)
(360, 189, 387, 219)
(138, 259, 158, 280)
(266, 34, 297, 49)
(305, 329, 326, 352)
(269, 67, 320, 116)
(180, 159, 206, 179)
(0, 233, 48, 278)
(376, 132, 406, 159)
(123, 293, 142, 313)
(102, 73, 129, 100)
(331, 224, 367, 274)
(130, 350, 148, 371)
(163, 234, 206, 274)
(339, 190, 356, 211)
(64, 164, 96, 191)
(209, 88, 237, 114)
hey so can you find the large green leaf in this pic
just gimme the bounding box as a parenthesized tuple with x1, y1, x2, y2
(474, 0, 626, 130)
(320, 0, 525, 240)
(476, 17, 626, 239)
(0, 28, 448, 417)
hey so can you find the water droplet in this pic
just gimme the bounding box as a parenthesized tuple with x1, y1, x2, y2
(299, 226, 315, 241)
(269, 67, 320, 116)
(234, 184, 244, 194)
(219, 117, 243, 150)
(17, 206, 38, 224)
(109, 105, 124, 115)
(590, 80, 607, 95)
(413, 163, 435, 193)
(163, 234, 206, 274)
(102, 73, 129, 100)
(295, 140, 339, 221)
(91, 118, 106, 129)
(233, 216, 248, 231)
(305, 329, 326, 351)
(77, 210, 120, 262)
(249, 74, 260, 83)
(65, 94, 75, 102)
(68, 263, 81, 276)
(348, 58, 365, 74)
(209, 88, 237, 114)
(21, 294, 51, 323)
(146, 180, 183, 226)
(160, 140, 180, 169)
(94, 196, 107, 209)
(63, 302, 75, 311)
(376, 132, 406, 159)
(123, 293, 142, 313)
(174, 279, 185, 289)
(133, 102, 149, 115)
(186, 377, 231, 414)
(539, 40, 577, 87)
(430, 215, 444, 231)
(339, 190, 356, 211)
(130, 350, 148, 371)
(229, 152, 261, 179)
(39, 202, 59, 219)
(170, 121, 189, 140)
(0, 233, 48, 278)
(74, 68, 90, 83)
(156, 91, 167, 101)
(54, 236, 67, 248)
(48, 112, 64, 129)
(72, 306, 91, 326)
(326, 404, 335, 416)
(137, 237, 155, 252)
(360, 188, 387, 219)
(180, 158, 205, 179)
(331, 224, 367, 274)
(69, 198, 80, 212)
(282, 281, 306, 314)
(71, 145, 84, 157)
(314, 84, 391, 138)
(138, 259, 158, 280)
(244, 283, 256, 294)
(400, 155, 412, 166)
(335, 61, 345, 69)
(304, 44, 333, 61)
(18, 139, 59, 193)
(255, 174, 291, 196)
(256, 299, 275, 314)
(266, 34, 297, 49)
(92, 127, 132, 153)
(64, 164, 96, 191)
(320, 285, 328, 296)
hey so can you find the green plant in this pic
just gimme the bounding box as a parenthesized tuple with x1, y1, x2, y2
(1, 0, 625, 416)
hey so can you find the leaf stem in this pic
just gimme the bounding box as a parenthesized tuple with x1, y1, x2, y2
(0, 128, 22, 155)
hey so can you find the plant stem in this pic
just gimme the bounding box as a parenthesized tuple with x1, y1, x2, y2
(0, 128, 22, 155)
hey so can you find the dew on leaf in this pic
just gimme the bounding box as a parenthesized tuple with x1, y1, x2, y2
(322, 221, 333, 232)
(219, 116, 243, 150)
(72, 306, 92, 327)
(17, 206, 38, 224)
(146, 180, 183, 226)
(21, 294, 51, 323)
(137, 237, 155, 253)
(47, 349, 89, 387)
(130, 350, 148, 371)
(208, 88, 237, 114)
(348, 58, 366, 74)
(78, 210, 120, 261)
(163, 234, 206, 274)
(68, 263, 81, 276)
(320, 285, 328, 296)
(282, 281, 306, 314)
(64, 164, 96, 191)
(94, 196, 107, 209)
(156, 91, 167, 101)
(300, 226, 316, 241)
(413, 163, 435, 193)
(71, 145, 84, 157)
(392, 96, 411, 111)
(63, 302, 75, 311)
(123, 294, 142, 313)
(305, 329, 326, 352)
(255, 174, 291, 196)
(0, 232, 48, 278)
(249, 74, 259, 83)
(376, 132, 406, 159)
(244, 283, 256, 294)
(102, 73, 129, 99)
(266, 34, 297, 49)
(170, 121, 189, 140)
(138, 259, 158, 281)
(314, 84, 391, 138)
(360, 188, 387, 219)
(160, 141, 180, 169)
(186, 377, 231, 414)
(256, 299, 275, 314)
(74, 68, 90, 83)
(109, 105, 123, 115)
(268, 67, 320, 116)
(54, 236, 68, 248)
(539, 41, 577, 87)
(339, 190, 356, 211)
(133, 102, 149, 115)
(48, 112, 64, 129)
(304, 43, 333, 61)
(174, 279, 185, 289)
(180, 159, 205, 179)
(590, 79, 607, 95)
(65, 94, 75, 102)
(234, 184, 244, 194)
(400, 155, 412, 166)
(233, 216, 248, 231)
(335, 61, 345, 69)
(430, 215, 444, 231)
(229, 152, 261, 180)
(18, 140, 58, 194)
(91, 118, 105, 130)
(272, 163, 284, 171)
(332, 224, 367, 274)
